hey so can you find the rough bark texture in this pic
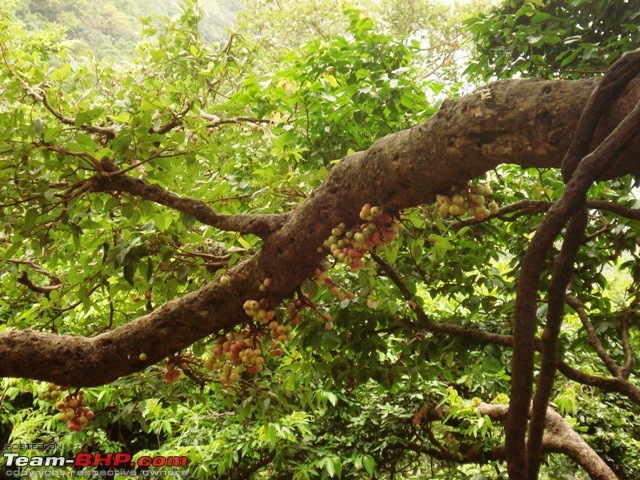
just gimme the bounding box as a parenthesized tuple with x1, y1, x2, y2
(477, 403, 618, 480)
(1, 77, 640, 388)
(506, 51, 640, 480)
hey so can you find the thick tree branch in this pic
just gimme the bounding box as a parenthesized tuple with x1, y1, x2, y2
(587, 200, 640, 220)
(89, 159, 287, 238)
(561, 50, 640, 180)
(477, 403, 618, 480)
(528, 207, 588, 479)
(1, 76, 640, 388)
(507, 50, 640, 480)
(394, 402, 617, 480)
(556, 362, 640, 404)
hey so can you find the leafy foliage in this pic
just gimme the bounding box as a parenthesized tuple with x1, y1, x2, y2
(14, 0, 242, 58)
(465, 0, 640, 79)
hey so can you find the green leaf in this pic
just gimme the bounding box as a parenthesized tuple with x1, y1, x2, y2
(74, 107, 104, 126)
(363, 455, 375, 475)
(24, 208, 39, 231)
(123, 262, 136, 286)
(1, 237, 23, 266)
(44, 126, 63, 143)
(325, 74, 338, 88)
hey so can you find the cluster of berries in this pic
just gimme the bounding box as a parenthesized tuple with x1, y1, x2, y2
(204, 275, 296, 387)
(242, 298, 276, 325)
(313, 260, 356, 302)
(163, 361, 181, 385)
(243, 295, 293, 357)
(321, 204, 401, 270)
(268, 320, 293, 344)
(38, 382, 62, 405)
(284, 292, 336, 330)
(434, 184, 499, 221)
(205, 335, 266, 387)
(38, 384, 94, 432)
(56, 391, 94, 432)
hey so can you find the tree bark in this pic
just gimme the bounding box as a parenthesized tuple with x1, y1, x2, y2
(1, 77, 639, 387)
(477, 403, 618, 480)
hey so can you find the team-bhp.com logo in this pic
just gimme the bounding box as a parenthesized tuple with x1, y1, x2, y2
(3, 451, 189, 477)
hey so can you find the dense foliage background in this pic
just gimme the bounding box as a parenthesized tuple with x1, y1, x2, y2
(1, 0, 639, 479)
(13, 0, 242, 57)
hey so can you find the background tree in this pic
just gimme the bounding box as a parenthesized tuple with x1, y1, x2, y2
(1, 1, 640, 479)
(465, 0, 640, 79)
(14, 0, 242, 58)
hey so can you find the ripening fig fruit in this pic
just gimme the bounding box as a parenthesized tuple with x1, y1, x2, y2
(67, 421, 81, 432)
(448, 204, 461, 216)
(452, 195, 464, 206)
(360, 203, 372, 220)
(488, 201, 499, 215)
(139, 353, 148, 361)
(438, 204, 450, 218)
(220, 275, 230, 286)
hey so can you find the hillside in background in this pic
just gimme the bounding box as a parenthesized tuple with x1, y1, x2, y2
(14, 0, 242, 58)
